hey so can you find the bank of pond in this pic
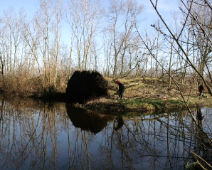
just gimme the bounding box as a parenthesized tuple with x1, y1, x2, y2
(36, 90, 212, 114)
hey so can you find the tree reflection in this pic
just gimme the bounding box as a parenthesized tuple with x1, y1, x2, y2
(66, 103, 113, 134)
(0, 96, 211, 169)
(0, 96, 68, 169)
(114, 116, 124, 131)
(192, 107, 212, 168)
(99, 111, 212, 169)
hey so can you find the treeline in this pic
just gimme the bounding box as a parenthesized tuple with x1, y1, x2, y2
(0, 0, 211, 96)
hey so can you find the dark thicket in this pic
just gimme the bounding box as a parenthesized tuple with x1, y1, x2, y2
(66, 70, 109, 104)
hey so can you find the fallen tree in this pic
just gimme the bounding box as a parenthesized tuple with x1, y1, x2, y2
(66, 70, 109, 104)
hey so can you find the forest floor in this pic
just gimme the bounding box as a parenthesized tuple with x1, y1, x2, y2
(83, 77, 212, 114)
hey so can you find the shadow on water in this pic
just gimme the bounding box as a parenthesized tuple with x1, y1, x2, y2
(66, 103, 114, 134)
(0, 95, 211, 169)
(114, 116, 124, 131)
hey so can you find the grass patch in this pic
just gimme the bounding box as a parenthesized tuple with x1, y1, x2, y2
(84, 77, 212, 114)
(118, 98, 185, 111)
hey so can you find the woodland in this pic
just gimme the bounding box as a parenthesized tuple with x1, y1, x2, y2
(0, 0, 211, 97)
(1, 0, 212, 168)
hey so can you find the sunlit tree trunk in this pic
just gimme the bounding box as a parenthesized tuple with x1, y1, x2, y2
(108, 0, 143, 77)
(68, 0, 103, 71)
(53, 0, 63, 89)
(169, 39, 173, 88)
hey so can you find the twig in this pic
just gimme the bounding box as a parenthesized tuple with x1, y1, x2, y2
(149, 0, 212, 96)
(191, 151, 212, 168)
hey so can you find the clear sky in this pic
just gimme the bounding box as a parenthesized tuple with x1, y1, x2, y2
(0, 0, 180, 22)
(142, 0, 180, 26)
(0, 0, 37, 17)
(0, 0, 180, 45)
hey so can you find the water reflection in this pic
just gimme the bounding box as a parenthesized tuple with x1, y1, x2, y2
(66, 104, 113, 134)
(114, 116, 124, 131)
(0, 96, 211, 169)
(193, 107, 212, 167)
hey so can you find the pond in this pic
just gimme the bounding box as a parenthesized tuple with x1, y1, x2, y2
(0, 96, 211, 170)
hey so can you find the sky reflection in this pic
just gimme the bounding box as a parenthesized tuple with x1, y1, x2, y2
(0, 97, 211, 169)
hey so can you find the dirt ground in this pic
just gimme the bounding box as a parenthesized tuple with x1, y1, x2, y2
(107, 77, 202, 100)
(84, 77, 211, 114)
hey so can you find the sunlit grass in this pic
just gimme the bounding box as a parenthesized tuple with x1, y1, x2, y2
(117, 98, 185, 111)
(94, 77, 212, 113)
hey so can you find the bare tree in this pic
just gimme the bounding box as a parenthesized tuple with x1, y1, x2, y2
(67, 0, 104, 71)
(52, 0, 63, 89)
(146, 0, 212, 168)
(34, 0, 54, 92)
(107, 0, 143, 77)
(34, 0, 65, 92)
(149, 0, 212, 95)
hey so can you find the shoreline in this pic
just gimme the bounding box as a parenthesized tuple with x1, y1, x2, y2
(34, 93, 212, 114)
(0, 85, 211, 114)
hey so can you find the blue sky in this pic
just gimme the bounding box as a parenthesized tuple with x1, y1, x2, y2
(0, 0, 37, 17)
(143, 0, 180, 26)
(0, 0, 180, 22)
(0, 0, 180, 46)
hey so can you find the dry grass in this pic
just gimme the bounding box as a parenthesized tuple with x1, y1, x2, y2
(83, 77, 212, 113)
(1, 73, 212, 113)
(86, 97, 118, 104)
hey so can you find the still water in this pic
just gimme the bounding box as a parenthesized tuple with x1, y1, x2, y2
(0, 96, 211, 170)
